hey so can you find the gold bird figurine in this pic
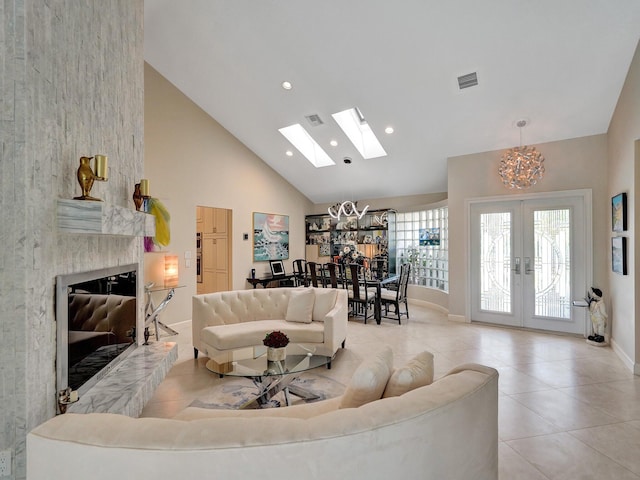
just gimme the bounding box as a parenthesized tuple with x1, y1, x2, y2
(73, 156, 101, 201)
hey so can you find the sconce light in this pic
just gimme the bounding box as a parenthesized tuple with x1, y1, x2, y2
(73, 155, 108, 201)
(163, 255, 179, 287)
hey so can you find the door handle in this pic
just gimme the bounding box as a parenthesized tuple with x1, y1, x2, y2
(512, 257, 521, 274)
(525, 257, 534, 274)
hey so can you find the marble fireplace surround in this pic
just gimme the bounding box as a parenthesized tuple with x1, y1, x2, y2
(56, 199, 177, 417)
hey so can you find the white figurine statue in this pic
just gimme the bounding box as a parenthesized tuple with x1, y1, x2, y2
(587, 287, 607, 343)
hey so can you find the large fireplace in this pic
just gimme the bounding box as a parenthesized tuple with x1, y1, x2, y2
(56, 264, 139, 396)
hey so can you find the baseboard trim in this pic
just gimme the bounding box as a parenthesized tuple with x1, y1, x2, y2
(610, 338, 638, 374)
(408, 298, 449, 314)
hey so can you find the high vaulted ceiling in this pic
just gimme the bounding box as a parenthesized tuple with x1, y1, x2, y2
(144, 0, 640, 204)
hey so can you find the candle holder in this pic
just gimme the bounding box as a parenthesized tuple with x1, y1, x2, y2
(139, 178, 151, 211)
(73, 155, 108, 201)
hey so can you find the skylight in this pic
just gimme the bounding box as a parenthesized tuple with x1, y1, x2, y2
(278, 124, 335, 168)
(332, 107, 387, 159)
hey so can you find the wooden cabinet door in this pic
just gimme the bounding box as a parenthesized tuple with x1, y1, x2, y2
(213, 208, 228, 235)
(202, 207, 214, 234)
(198, 206, 232, 293)
(202, 207, 228, 234)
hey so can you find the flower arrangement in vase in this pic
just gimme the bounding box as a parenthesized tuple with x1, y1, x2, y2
(264, 330, 289, 361)
(338, 245, 365, 265)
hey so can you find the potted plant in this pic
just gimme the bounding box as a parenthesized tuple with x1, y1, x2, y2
(263, 330, 289, 361)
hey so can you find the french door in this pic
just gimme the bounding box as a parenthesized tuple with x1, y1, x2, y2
(470, 195, 589, 334)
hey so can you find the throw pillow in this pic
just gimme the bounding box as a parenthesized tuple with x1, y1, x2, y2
(382, 351, 434, 398)
(285, 288, 315, 323)
(339, 345, 394, 409)
(312, 288, 338, 322)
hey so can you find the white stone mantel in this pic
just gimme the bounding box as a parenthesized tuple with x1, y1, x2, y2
(57, 198, 155, 237)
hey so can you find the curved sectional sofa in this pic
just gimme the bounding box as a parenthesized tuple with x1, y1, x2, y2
(27, 345, 499, 480)
(192, 287, 349, 361)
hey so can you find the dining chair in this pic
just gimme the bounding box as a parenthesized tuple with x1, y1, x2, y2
(380, 263, 411, 323)
(324, 262, 340, 288)
(307, 261, 324, 288)
(370, 257, 386, 280)
(346, 263, 377, 323)
(292, 258, 307, 286)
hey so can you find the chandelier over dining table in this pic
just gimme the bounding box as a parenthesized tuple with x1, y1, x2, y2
(328, 200, 369, 220)
(498, 120, 545, 189)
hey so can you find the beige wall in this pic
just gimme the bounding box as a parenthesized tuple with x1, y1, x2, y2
(144, 64, 313, 323)
(447, 134, 610, 323)
(607, 40, 640, 372)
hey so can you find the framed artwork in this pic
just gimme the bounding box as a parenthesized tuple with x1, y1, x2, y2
(612, 193, 627, 232)
(253, 212, 289, 261)
(612, 236, 627, 275)
(269, 260, 285, 276)
(319, 243, 331, 257)
(419, 227, 440, 246)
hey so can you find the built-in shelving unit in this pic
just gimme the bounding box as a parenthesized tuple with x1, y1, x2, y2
(305, 209, 396, 275)
(57, 199, 155, 237)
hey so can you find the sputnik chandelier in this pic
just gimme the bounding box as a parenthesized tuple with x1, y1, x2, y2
(328, 200, 369, 220)
(498, 120, 545, 189)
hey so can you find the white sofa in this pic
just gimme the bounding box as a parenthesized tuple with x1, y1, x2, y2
(192, 287, 348, 361)
(27, 348, 498, 480)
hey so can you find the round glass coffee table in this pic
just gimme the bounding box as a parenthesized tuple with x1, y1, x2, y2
(205, 344, 332, 408)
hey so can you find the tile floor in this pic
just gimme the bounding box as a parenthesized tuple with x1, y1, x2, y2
(141, 303, 640, 480)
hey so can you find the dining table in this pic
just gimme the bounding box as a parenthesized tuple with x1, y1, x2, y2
(314, 268, 399, 324)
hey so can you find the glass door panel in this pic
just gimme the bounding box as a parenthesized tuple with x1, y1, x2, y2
(470, 203, 521, 327)
(480, 212, 512, 314)
(532, 209, 571, 319)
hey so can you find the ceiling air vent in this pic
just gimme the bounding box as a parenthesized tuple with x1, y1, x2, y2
(457, 72, 478, 90)
(305, 114, 324, 127)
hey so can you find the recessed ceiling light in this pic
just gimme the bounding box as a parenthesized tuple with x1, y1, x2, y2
(332, 107, 387, 159)
(385, 126, 394, 134)
(281, 81, 293, 90)
(330, 140, 338, 147)
(278, 124, 335, 168)
(285, 150, 293, 157)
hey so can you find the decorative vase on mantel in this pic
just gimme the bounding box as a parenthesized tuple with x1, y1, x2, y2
(132, 183, 143, 211)
(267, 346, 286, 362)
